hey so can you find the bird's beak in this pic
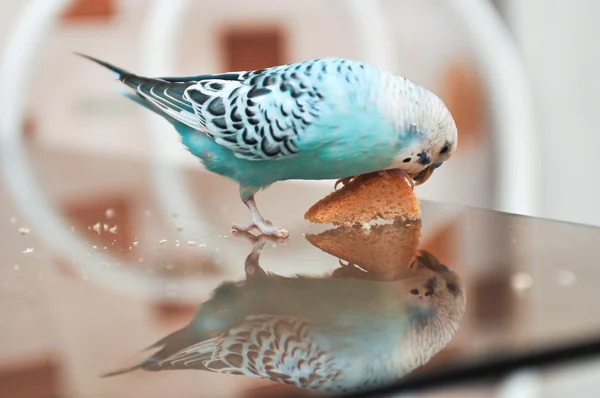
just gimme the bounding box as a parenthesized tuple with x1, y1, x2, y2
(411, 165, 434, 186)
(411, 162, 443, 186)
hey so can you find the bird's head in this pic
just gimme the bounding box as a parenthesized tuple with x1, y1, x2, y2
(391, 250, 465, 315)
(390, 250, 466, 376)
(387, 81, 458, 185)
(403, 250, 465, 311)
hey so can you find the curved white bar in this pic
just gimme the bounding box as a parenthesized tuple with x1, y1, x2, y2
(446, 0, 540, 217)
(0, 0, 225, 302)
(139, 0, 209, 239)
(0, 0, 69, 136)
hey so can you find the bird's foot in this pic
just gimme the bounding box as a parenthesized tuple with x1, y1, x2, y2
(232, 230, 289, 246)
(232, 221, 289, 238)
(232, 231, 281, 279)
(234, 195, 290, 238)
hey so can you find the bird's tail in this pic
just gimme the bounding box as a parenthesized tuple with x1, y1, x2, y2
(100, 323, 211, 377)
(75, 52, 199, 129)
(76, 52, 221, 162)
(74, 52, 143, 93)
(119, 89, 205, 158)
(100, 360, 148, 378)
(100, 325, 187, 378)
(74, 52, 164, 119)
(118, 89, 178, 124)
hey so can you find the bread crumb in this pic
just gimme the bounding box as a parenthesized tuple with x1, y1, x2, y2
(361, 222, 371, 233)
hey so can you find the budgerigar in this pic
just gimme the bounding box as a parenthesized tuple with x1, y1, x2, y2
(77, 54, 458, 237)
(101, 236, 466, 394)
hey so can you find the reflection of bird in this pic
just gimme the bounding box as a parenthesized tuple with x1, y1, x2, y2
(102, 234, 465, 394)
(77, 53, 457, 237)
(381, 249, 466, 374)
(309, 222, 466, 381)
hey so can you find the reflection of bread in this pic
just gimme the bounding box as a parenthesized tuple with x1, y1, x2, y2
(304, 172, 421, 226)
(306, 220, 422, 281)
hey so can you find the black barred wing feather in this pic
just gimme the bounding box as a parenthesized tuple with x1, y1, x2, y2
(148, 315, 341, 390)
(184, 61, 330, 161)
(125, 77, 202, 131)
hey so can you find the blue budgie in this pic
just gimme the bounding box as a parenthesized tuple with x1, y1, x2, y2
(77, 54, 458, 237)
(101, 236, 466, 394)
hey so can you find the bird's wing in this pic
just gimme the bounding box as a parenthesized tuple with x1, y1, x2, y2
(144, 314, 340, 388)
(184, 60, 344, 161)
(137, 59, 359, 161)
(78, 54, 364, 161)
(119, 71, 244, 136)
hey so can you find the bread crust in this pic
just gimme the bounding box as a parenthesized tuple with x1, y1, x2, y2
(304, 171, 422, 226)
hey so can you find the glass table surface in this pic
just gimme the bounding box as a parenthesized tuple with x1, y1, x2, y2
(1, 147, 600, 398)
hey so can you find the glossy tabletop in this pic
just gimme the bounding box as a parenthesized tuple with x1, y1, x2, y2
(1, 146, 600, 397)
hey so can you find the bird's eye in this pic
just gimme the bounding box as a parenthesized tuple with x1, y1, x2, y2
(447, 283, 458, 294)
(440, 145, 450, 155)
(410, 289, 419, 295)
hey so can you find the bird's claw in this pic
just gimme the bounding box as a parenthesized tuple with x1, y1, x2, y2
(334, 176, 357, 190)
(232, 222, 290, 239)
(333, 175, 362, 191)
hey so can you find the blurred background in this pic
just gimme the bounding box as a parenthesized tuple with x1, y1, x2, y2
(1, 0, 600, 397)
(5, 0, 599, 226)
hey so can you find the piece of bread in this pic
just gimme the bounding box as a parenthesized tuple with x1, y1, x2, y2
(306, 220, 422, 281)
(304, 171, 421, 226)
